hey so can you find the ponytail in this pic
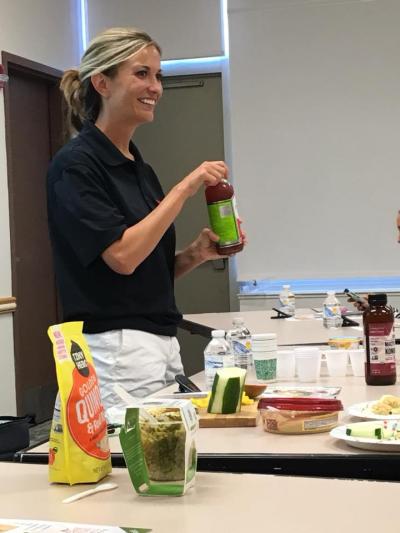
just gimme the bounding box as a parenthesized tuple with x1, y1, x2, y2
(60, 69, 85, 136)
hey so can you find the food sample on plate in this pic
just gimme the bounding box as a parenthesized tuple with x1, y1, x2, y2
(370, 395, 400, 415)
(346, 420, 400, 440)
(258, 397, 343, 434)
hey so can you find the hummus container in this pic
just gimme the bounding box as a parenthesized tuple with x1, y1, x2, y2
(258, 397, 343, 434)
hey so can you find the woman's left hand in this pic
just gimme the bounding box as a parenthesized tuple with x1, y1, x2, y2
(192, 228, 224, 262)
(193, 227, 247, 262)
(175, 226, 247, 279)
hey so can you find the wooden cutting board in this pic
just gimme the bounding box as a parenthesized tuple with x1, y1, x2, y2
(198, 403, 259, 428)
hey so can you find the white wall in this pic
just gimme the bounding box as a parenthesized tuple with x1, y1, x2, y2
(229, 0, 400, 281)
(86, 0, 223, 60)
(0, 0, 80, 414)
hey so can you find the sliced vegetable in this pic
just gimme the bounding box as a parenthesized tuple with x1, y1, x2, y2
(345, 422, 400, 440)
(207, 367, 246, 414)
(346, 423, 383, 439)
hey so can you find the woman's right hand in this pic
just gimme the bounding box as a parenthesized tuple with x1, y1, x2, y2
(347, 294, 369, 312)
(180, 161, 228, 197)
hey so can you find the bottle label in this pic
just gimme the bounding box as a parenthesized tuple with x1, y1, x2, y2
(323, 304, 341, 318)
(365, 322, 396, 376)
(207, 199, 241, 246)
(231, 339, 251, 355)
(254, 358, 277, 381)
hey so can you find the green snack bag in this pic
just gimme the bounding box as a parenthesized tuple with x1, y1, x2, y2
(119, 399, 198, 496)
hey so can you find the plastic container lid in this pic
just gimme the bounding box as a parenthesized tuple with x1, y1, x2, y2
(211, 329, 225, 338)
(252, 333, 277, 341)
(257, 397, 343, 412)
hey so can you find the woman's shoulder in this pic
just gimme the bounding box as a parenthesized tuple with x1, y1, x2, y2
(48, 135, 97, 178)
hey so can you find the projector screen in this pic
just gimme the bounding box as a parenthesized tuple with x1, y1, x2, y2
(229, 0, 400, 282)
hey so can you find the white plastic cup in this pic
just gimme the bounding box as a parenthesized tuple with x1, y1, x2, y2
(325, 349, 348, 377)
(253, 345, 277, 352)
(277, 350, 296, 380)
(294, 347, 320, 356)
(252, 333, 277, 352)
(349, 349, 366, 377)
(253, 350, 277, 382)
(295, 350, 321, 382)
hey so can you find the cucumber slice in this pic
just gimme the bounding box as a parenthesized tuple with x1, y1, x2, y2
(346, 423, 383, 439)
(207, 367, 246, 414)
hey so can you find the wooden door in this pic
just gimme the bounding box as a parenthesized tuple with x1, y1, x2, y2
(3, 52, 63, 422)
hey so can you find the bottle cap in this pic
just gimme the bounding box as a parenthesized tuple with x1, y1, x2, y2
(232, 317, 244, 325)
(211, 329, 226, 338)
(368, 293, 387, 306)
(327, 290, 335, 295)
(283, 285, 290, 289)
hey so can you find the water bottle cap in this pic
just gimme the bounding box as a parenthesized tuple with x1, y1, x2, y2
(283, 285, 290, 289)
(211, 329, 226, 338)
(327, 290, 335, 295)
(232, 317, 244, 325)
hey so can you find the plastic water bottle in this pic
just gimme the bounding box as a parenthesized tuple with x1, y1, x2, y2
(279, 285, 295, 316)
(323, 291, 343, 328)
(204, 330, 234, 389)
(226, 317, 253, 370)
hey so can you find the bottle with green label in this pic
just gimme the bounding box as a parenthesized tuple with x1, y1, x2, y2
(205, 179, 243, 255)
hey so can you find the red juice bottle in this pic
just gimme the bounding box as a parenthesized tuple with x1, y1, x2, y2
(363, 293, 396, 385)
(205, 179, 243, 255)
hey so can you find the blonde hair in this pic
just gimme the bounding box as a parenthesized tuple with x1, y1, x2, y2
(60, 27, 161, 136)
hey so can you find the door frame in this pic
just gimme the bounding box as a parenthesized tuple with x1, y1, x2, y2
(2, 51, 63, 416)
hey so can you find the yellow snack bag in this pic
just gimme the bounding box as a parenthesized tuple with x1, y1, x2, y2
(48, 322, 112, 484)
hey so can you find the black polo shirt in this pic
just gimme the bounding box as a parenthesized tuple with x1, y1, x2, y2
(47, 121, 182, 335)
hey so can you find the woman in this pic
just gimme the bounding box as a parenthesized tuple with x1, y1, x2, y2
(47, 27, 241, 409)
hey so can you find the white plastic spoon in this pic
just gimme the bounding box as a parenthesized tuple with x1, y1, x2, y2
(113, 384, 158, 424)
(62, 481, 118, 504)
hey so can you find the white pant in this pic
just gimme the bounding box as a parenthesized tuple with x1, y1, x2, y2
(84, 329, 184, 410)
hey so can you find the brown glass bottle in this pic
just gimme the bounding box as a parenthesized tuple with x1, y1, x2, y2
(205, 180, 243, 255)
(363, 293, 396, 385)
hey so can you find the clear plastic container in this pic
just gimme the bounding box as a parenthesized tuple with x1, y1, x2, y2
(257, 397, 343, 434)
(328, 336, 361, 350)
(119, 400, 198, 496)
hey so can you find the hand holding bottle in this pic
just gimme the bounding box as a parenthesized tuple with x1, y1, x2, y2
(181, 161, 228, 198)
